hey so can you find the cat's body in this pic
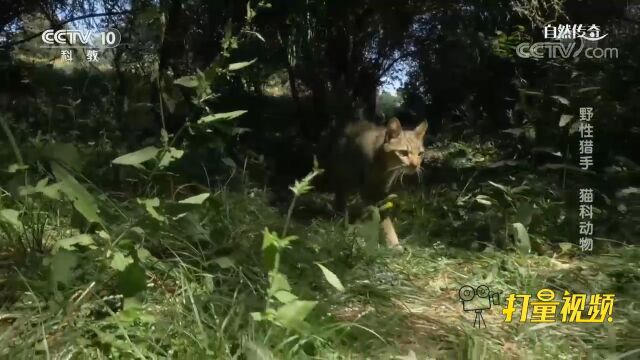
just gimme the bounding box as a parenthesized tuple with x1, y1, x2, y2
(321, 118, 428, 248)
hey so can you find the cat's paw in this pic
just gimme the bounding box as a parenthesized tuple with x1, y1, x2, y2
(390, 244, 405, 253)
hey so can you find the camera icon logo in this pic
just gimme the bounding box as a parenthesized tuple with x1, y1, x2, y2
(458, 284, 501, 328)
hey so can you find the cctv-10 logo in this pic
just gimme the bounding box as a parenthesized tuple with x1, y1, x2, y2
(41, 28, 121, 48)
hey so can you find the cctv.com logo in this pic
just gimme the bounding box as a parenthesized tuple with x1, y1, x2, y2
(516, 40, 618, 59)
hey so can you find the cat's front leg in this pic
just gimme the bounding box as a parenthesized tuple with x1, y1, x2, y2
(381, 216, 403, 251)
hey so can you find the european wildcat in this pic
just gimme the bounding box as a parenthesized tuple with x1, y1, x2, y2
(324, 117, 428, 248)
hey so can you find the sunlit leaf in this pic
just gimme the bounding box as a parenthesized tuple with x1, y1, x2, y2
(158, 147, 184, 168)
(228, 58, 256, 71)
(137, 198, 166, 222)
(559, 114, 573, 127)
(174, 75, 199, 88)
(51, 162, 103, 226)
(112, 146, 160, 166)
(49, 250, 78, 289)
(212, 256, 234, 269)
(110, 251, 134, 271)
(178, 192, 210, 204)
(551, 95, 570, 106)
(0, 209, 22, 229)
(198, 110, 247, 124)
(316, 263, 345, 292)
(274, 290, 298, 304)
(274, 300, 317, 330)
(53, 234, 95, 253)
(511, 222, 531, 254)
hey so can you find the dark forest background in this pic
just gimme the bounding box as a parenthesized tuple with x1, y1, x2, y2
(0, 0, 639, 358)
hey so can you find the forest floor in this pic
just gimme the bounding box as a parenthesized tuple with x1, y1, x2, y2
(1, 140, 639, 359)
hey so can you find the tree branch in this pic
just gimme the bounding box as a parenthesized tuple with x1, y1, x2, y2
(377, 51, 416, 82)
(1, 11, 131, 49)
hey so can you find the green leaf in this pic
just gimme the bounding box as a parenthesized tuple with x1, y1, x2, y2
(274, 300, 317, 330)
(0, 209, 22, 229)
(229, 59, 257, 71)
(6, 164, 29, 173)
(49, 250, 78, 289)
(511, 222, 531, 254)
(158, 147, 184, 168)
(474, 195, 493, 206)
(270, 272, 291, 292)
(316, 263, 345, 292)
(178, 192, 210, 204)
(212, 256, 234, 269)
(174, 76, 199, 88)
(110, 251, 134, 271)
(117, 263, 147, 297)
(516, 202, 535, 226)
(222, 157, 236, 168)
(273, 290, 298, 304)
(137, 198, 166, 222)
(360, 206, 381, 251)
(43, 143, 83, 171)
(551, 95, 570, 106)
(112, 146, 160, 166)
(559, 114, 573, 127)
(53, 234, 95, 253)
(197, 110, 247, 124)
(488, 181, 509, 193)
(51, 163, 103, 226)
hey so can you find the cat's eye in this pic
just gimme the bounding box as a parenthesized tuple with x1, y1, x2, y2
(397, 150, 409, 157)
(418, 151, 425, 157)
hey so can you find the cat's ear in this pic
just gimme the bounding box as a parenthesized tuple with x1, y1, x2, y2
(385, 117, 402, 141)
(414, 120, 428, 140)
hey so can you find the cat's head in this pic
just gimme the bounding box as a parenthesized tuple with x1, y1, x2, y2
(382, 118, 428, 175)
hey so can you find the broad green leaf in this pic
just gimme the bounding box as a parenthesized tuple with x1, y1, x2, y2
(316, 263, 345, 292)
(361, 206, 381, 251)
(178, 192, 210, 204)
(43, 143, 83, 171)
(488, 181, 509, 193)
(18, 178, 63, 199)
(51, 162, 103, 226)
(551, 95, 570, 106)
(110, 251, 134, 271)
(511, 222, 531, 254)
(243, 339, 275, 360)
(212, 256, 234, 269)
(158, 147, 184, 168)
(475, 195, 493, 206)
(174, 76, 199, 88)
(516, 202, 535, 226)
(270, 272, 291, 292)
(137, 247, 153, 262)
(117, 262, 147, 297)
(0, 209, 22, 229)
(53, 234, 95, 253)
(228, 58, 256, 71)
(198, 110, 247, 124)
(274, 300, 317, 330)
(50, 250, 78, 289)
(7, 164, 28, 173)
(137, 198, 166, 222)
(112, 146, 160, 166)
(273, 290, 298, 304)
(222, 157, 236, 168)
(559, 114, 573, 127)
